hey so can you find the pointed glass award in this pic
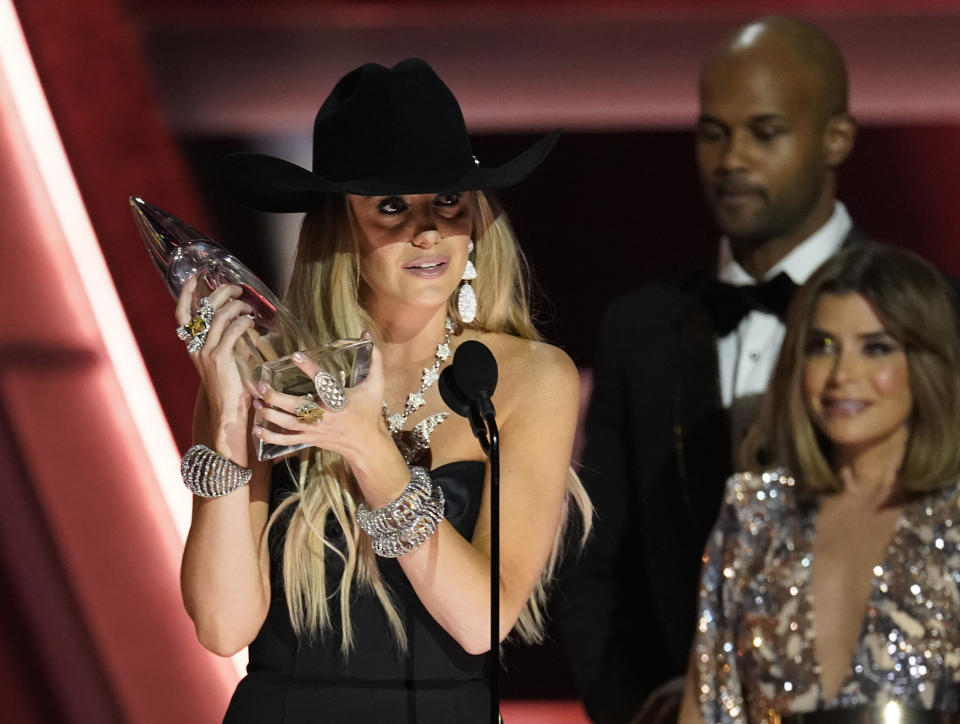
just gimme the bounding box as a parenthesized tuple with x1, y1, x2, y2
(130, 196, 372, 460)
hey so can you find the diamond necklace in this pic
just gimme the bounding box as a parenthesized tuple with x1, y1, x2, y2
(382, 317, 454, 464)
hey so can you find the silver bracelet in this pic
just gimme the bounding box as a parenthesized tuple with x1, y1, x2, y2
(370, 486, 445, 558)
(356, 466, 433, 536)
(181, 444, 252, 497)
(357, 466, 445, 558)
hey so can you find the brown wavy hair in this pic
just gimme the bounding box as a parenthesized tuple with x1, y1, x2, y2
(741, 243, 960, 494)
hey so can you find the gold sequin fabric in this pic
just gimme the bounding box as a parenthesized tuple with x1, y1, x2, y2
(695, 470, 960, 723)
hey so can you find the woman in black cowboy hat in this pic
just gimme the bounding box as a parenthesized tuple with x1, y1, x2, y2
(176, 58, 591, 723)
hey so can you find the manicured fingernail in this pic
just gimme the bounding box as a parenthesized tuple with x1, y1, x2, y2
(292, 352, 304, 362)
(256, 383, 267, 394)
(253, 426, 263, 437)
(252, 398, 263, 409)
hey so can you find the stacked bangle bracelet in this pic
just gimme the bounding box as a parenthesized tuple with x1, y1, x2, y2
(181, 444, 252, 497)
(356, 466, 445, 558)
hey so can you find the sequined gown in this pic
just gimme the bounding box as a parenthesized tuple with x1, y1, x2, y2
(694, 470, 960, 723)
(221, 460, 491, 724)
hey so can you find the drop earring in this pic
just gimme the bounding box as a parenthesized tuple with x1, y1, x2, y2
(457, 241, 477, 323)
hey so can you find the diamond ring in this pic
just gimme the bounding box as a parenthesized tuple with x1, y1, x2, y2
(176, 297, 215, 354)
(314, 370, 346, 410)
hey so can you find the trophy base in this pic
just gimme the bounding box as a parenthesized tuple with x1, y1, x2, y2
(252, 338, 372, 461)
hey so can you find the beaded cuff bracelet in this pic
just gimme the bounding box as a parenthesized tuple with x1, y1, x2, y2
(181, 444, 252, 497)
(357, 466, 446, 558)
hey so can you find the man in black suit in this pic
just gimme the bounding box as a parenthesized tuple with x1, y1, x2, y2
(555, 17, 860, 724)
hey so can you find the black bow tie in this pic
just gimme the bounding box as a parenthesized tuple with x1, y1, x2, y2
(703, 272, 798, 336)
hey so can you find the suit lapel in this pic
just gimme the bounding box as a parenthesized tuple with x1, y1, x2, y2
(672, 277, 733, 532)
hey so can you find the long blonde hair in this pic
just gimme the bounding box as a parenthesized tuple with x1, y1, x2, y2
(265, 191, 591, 652)
(741, 243, 960, 495)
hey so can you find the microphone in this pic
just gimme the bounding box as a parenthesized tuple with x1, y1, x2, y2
(438, 341, 498, 448)
(452, 340, 497, 419)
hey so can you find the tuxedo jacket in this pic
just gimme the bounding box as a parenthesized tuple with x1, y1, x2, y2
(553, 228, 897, 724)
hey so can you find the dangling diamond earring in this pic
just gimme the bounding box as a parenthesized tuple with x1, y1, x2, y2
(457, 241, 478, 323)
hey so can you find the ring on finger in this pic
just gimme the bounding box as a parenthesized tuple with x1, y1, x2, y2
(314, 370, 346, 411)
(176, 297, 215, 354)
(295, 398, 324, 424)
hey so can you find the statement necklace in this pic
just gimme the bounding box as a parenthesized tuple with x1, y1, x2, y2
(382, 317, 454, 464)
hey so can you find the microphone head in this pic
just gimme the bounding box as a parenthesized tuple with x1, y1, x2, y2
(451, 340, 498, 398)
(438, 366, 472, 418)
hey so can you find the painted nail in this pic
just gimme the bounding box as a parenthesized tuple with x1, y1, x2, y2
(252, 398, 263, 410)
(256, 383, 267, 395)
(292, 351, 304, 362)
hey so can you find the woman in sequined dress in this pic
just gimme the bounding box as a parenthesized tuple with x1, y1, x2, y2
(175, 59, 590, 723)
(678, 244, 960, 724)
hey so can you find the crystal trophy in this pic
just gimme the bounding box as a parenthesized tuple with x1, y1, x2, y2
(130, 196, 372, 460)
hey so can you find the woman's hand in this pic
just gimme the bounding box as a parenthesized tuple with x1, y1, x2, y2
(175, 277, 255, 431)
(252, 343, 408, 499)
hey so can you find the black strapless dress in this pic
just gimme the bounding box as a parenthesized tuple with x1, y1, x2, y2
(222, 460, 490, 724)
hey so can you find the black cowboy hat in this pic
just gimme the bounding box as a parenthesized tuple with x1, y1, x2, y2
(219, 58, 560, 212)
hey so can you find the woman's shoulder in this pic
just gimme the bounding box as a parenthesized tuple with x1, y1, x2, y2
(468, 332, 577, 381)
(469, 330, 569, 359)
(465, 332, 578, 413)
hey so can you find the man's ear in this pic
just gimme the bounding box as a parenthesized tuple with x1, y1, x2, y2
(824, 113, 857, 168)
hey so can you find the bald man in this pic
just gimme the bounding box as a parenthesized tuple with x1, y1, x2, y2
(556, 17, 864, 724)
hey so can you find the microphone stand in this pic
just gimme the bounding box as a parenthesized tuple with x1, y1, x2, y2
(436, 344, 501, 723)
(471, 408, 500, 724)
(485, 412, 500, 724)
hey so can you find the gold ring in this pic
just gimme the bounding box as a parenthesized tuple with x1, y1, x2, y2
(295, 400, 323, 424)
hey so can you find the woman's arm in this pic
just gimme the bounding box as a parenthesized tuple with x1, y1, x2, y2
(180, 391, 273, 656)
(392, 341, 578, 653)
(254, 339, 579, 654)
(176, 280, 273, 656)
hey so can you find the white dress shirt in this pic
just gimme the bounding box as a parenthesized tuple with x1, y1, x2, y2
(717, 202, 852, 448)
